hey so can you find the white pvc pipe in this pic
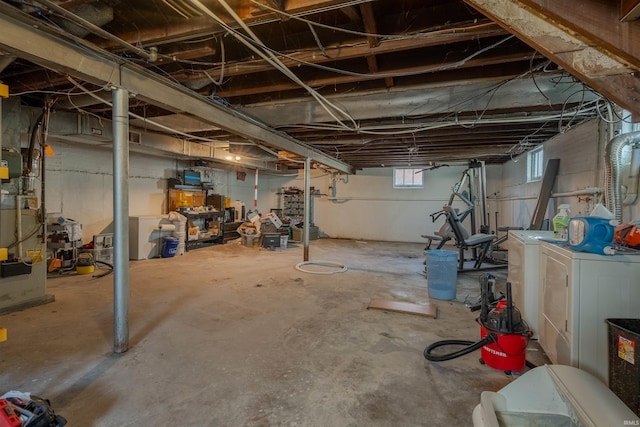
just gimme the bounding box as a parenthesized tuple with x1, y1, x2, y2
(551, 187, 603, 198)
(492, 187, 604, 201)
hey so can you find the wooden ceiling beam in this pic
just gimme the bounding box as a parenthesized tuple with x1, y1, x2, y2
(300, 133, 553, 145)
(276, 0, 372, 15)
(291, 125, 557, 141)
(359, 2, 393, 88)
(213, 51, 536, 97)
(465, 0, 640, 119)
(621, 0, 640, 21)
(149, 22, 508, 81)
(515, 0, 640, 69)
(339, 5, 361, 23)
(102, 0, 374, 49)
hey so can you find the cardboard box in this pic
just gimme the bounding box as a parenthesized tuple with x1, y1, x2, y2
(241, 234, 259, 248)
(262, 212, 283, 229)
(188, 226, 200, 241)
(292, 226, 319, 241)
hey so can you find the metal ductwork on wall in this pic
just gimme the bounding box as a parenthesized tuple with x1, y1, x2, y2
(605, 131, 640, 223)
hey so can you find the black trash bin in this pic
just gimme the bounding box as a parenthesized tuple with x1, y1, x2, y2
(607, 318, 640, 416)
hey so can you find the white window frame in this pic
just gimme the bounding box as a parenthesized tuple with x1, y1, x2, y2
(393, 168, 424, 188)
(527, 146, 544, 182)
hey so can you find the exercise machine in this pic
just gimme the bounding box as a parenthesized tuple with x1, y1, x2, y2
(423, 160, 505, 270)
(422, 164, 477, 251)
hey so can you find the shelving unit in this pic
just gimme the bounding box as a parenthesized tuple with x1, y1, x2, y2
(280, 190, 313, 225)
(182, 210, 224, 251)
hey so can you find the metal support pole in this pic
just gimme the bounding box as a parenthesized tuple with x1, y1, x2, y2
(112, 87, 130, 353)
(303, 157, 311, 262)
(479, 160, 488, 231)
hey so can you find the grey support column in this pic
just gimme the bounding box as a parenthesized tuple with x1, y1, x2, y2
(303, 157, 311, 262)
(112, 87, 130, 353)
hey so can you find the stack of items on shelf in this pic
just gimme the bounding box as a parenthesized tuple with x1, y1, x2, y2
(47, 217, 83, 273)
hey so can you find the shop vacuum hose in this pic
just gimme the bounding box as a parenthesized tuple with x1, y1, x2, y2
(423, 335, 538, 370)
(423, 336, 494, 362)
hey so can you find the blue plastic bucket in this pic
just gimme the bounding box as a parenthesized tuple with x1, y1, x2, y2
(426, 250, 458, 300)
(161, 236, 179, 258)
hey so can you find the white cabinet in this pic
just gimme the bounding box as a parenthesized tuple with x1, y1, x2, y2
(129, 215, 170, 260)
(538, 241, 640, 384)
(507, 230, 554, 338)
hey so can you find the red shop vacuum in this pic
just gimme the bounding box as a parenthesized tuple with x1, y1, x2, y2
(424, 273, 533, 374)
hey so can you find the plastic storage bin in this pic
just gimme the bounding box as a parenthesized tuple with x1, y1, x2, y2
(161, 236, 179, 258)
(607, 318, 640, 416)
(426, 250, 458, 300)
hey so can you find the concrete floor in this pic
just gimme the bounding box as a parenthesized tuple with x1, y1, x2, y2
(0, 239, 548, 426)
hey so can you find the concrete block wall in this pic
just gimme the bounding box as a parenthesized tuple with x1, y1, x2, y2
(45, 141, 188, 241)
(498, 119, 605, 229)
(10, 111, 636, 246)
(498, 117, 640, 228)
(43, 144, 262, 242)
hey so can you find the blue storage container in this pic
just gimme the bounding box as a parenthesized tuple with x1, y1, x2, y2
(568, 216, 615, 255)
(161, 236, 179, 258)
(426, 250, 458, 300)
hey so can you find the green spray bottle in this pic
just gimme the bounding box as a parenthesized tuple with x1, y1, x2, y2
(553, 204, 570, 240)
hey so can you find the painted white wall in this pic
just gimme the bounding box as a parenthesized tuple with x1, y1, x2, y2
(256, 165, 495, 243)
(39, 115, 640, 246)
(45, 141, 188, 239)
(44, 139, 269, 243)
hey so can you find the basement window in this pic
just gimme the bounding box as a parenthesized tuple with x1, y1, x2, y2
(527, 146, 544, 182)
(393, 168, 424, 188)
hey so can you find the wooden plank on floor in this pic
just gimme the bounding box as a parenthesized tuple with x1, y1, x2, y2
(367, 299, 437, 318)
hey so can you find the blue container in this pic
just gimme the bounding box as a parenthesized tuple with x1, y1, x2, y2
(161, 236, 179, 258)
(426, 250, 458, 300)
(568, 216, 615, 255)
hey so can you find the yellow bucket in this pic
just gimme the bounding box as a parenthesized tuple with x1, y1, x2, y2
(76, 252, 95, 275)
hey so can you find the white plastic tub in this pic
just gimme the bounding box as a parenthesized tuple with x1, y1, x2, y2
(472, 365, 639, 427)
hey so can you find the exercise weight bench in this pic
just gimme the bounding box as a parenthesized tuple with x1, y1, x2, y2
(443, 205, 496, 271)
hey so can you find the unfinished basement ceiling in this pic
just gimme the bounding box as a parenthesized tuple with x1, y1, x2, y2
(0, 0, 639, 170)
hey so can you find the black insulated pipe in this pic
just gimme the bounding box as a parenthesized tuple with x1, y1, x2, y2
(506, 281, 513, 333)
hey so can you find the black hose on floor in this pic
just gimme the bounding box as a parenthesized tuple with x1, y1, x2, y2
(423, 335, 495, 362)
(93, 260, 114, 278)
